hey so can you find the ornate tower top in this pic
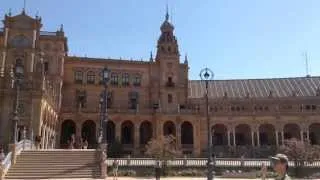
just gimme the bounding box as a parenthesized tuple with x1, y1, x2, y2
(156, 7, 179, 60)
(160, 5, 174, 33)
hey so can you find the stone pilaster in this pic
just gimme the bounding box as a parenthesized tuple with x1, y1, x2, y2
(134, 123, 139, 155)
(194, 119, 201, 156)
(115, 122, 121, 141)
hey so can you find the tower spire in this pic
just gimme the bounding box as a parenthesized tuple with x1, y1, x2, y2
(150, 51, 154, 62)
(165, 3, 169, 21)
(184, 53, 188, 64)
(22, 0, 26, 14)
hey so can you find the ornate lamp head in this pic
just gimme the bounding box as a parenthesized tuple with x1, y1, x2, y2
(199, 67, 214, 81)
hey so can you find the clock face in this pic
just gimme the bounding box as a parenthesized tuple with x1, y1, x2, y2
(10, 35, 31, 48)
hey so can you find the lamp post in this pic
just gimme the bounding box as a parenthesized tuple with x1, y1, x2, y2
(98, 67, 110, 151)
(12, 62, 24, 144)
(200, 67, 214, 180)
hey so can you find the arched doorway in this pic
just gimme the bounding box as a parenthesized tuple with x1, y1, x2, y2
(163, 121, 176, 136)
(259, 124, 276, 145)
(235, 124, 251, 146)
(60, 120, 76, 148)
(181, 121, 194, 145)
(106, 121, 116, 144)
(212, 124, 228, 145)
(121, 121, 134, 145)
(81, 120, 96, 148)
(139, 121, 153, 145)
(284, 123, 300, 140)
(309, 123, 320, 145)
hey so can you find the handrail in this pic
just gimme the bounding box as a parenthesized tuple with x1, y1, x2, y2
(1, 139, 33, 177)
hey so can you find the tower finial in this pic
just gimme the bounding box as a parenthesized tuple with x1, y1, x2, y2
(165, 2, 169, 21)
(35, 11, 39, 19)
(150, 51, 154, 62)
(8, 8, 12, 16)
(184, 53, 188, 64)
(22, 0, 26, 14)
(60, 24, 64, 31)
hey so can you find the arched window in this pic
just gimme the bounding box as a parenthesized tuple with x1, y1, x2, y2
(87, 71, 95, 84)
(168, 94, 173, 103)
(133, 74, 141, 86)
(44, 62, 49, 73)
(122, 73, 130, 86)
(16, 59, 23, 65)
(111, 73, 119, 86)
(74, 71, 83, 84)
(129, 91, 139, 110)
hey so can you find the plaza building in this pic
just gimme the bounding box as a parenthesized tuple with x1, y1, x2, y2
(1, 10, 320, 157)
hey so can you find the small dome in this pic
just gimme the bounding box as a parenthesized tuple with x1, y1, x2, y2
(160, 11, 174, 32)
(160, 21, 174, 32)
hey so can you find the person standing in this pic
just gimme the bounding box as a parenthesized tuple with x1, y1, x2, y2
(261, 162, 267, 180)
(271, 153, 291, 180)
(83, 140, 88, 149)
(155, 160, 161, 180)
(112, 159, 119, 180)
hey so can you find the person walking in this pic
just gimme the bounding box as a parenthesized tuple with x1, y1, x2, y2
(271, 153, 291, 180)
(112, 159, 119, 180)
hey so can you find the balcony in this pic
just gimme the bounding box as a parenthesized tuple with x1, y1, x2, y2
(166, 81, 175, 87)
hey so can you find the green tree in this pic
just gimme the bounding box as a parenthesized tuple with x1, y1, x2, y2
(145, 135, 182, 176)
(107, 138, 124, 158)
(145, 135, 181, 160)
(279, 138, 320, 177)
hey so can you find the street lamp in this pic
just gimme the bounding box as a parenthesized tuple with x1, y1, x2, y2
(99, 67, 110, 150)
(200, 67, 214, 180)
(12, 62, 24, 143)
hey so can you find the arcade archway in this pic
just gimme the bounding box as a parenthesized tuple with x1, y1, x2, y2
(81, 120, 96, 148)
(60, 120, 76, 148)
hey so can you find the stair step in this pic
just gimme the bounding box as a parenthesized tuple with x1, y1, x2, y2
(6, 174, 101, 179)
(12, 164, 98, 167)
(6, 150, 101, 179)
(6, 175, 100, 179)
(16, 159, 96, 162)
(7, 169, 100, 173)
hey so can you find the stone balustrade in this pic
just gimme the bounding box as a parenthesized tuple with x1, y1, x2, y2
(105, 157, 320, 168)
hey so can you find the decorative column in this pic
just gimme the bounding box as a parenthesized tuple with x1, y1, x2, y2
(300, 130, 304, 141)
(76, 122, 81, 138)
(134, 124, 139, 155)
(275, 130, 279, 146)
(41, 126, 46, 149)
(194, 121, 201, 156)
(281, 131, 284, 145)
(176, 123, 181, 149)
(232, 127, 236, 147)
(257, 130, 260, 147)
(251, 131, 255, 147)
(227, 130, 231, 146)
(115, 122, 121, 141)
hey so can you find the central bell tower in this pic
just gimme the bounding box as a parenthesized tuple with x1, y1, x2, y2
(154, 9, 188, 113)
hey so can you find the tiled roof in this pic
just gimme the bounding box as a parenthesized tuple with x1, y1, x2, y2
(188, 76, 320, 98)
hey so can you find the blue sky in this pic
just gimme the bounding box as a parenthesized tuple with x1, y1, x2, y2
(1, 0, 320, 80)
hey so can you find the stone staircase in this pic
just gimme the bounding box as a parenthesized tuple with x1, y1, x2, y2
(5, 150, 101, 179)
